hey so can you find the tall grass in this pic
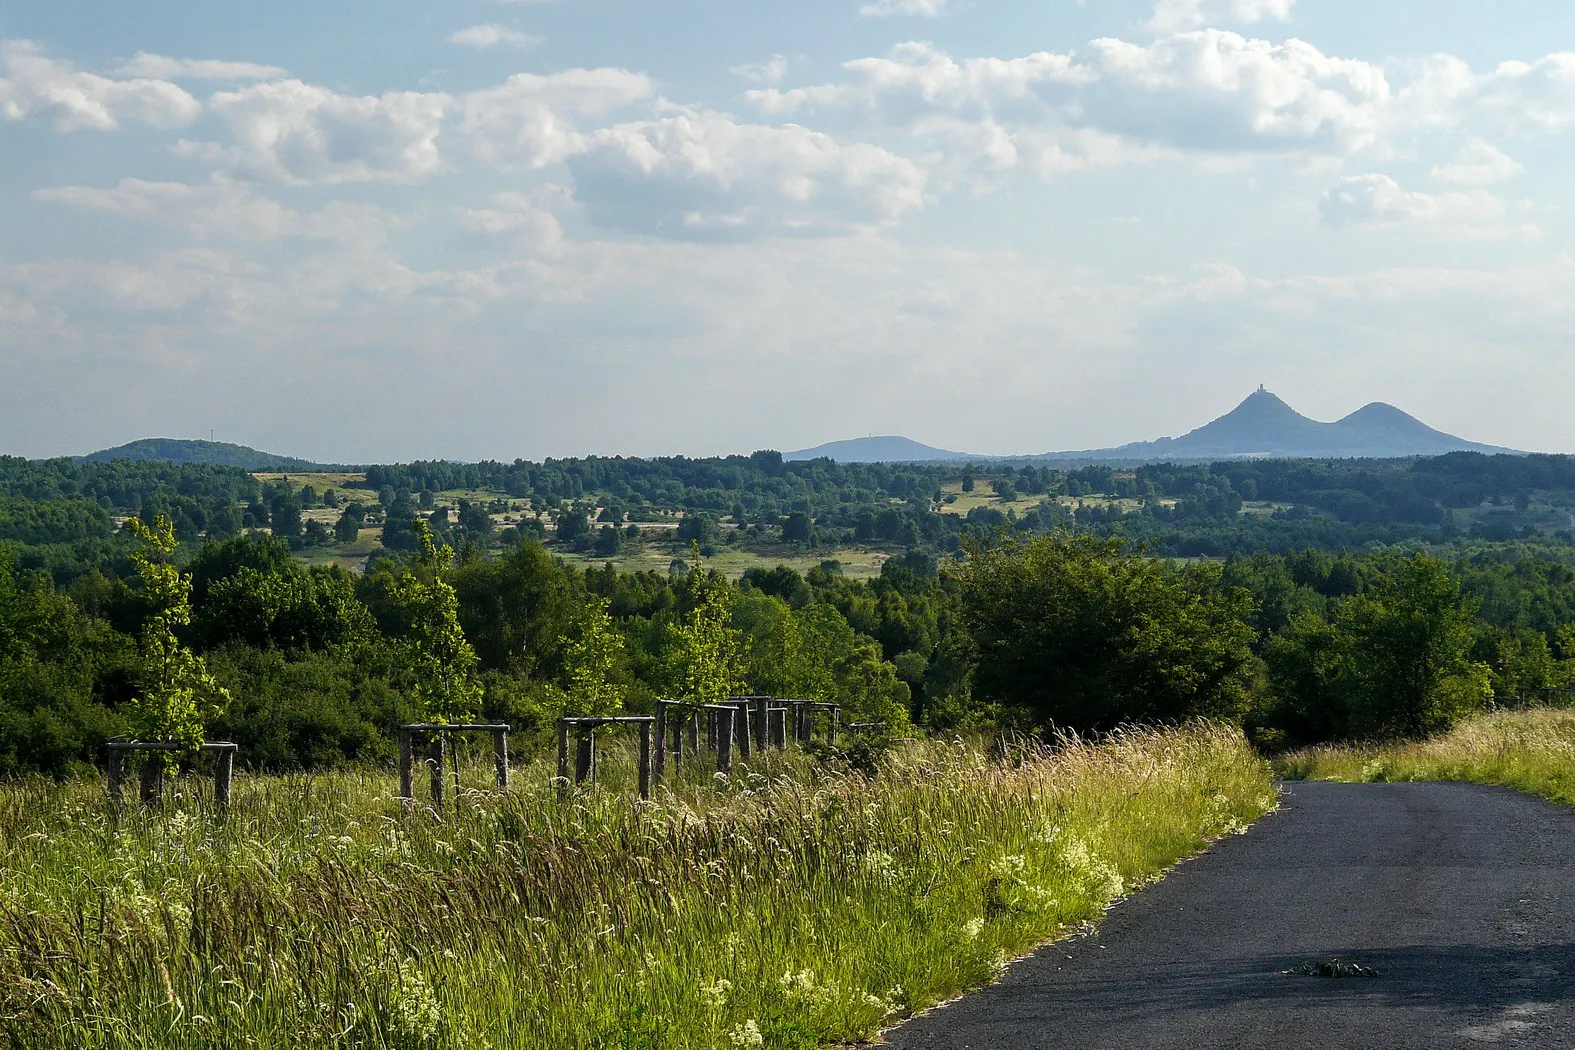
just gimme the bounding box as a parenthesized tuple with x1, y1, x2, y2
(0, 725, 1272, 1050)
(1279, 708, 1575, 806)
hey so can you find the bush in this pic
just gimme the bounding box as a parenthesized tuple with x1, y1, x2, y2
(953, 533, 1257, 732)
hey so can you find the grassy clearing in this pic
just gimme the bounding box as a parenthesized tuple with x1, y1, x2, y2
(553, 545, 893, 580)
(1279, 708, 1575, 806)
(0, 725, 1271, 1050)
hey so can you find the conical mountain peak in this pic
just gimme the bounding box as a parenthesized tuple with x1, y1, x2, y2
(1042, 389, 1520, 462)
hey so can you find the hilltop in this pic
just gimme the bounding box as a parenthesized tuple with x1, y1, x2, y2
(1038, 388, 1521, 462)
(79, 438, 341, 472)
(784, 436, 978, 463)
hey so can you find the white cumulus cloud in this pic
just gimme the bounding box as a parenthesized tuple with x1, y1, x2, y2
(447, 25, 541, 50)
(195, 80, 451, 184)
(0, 39, 200, 131)
(1319, 172, 1530, 239)
(751, 31, 1389, 178)
(1429, 137, 1524, 186)
(460, 68, 654, 168)
(569, 108, 928, 238)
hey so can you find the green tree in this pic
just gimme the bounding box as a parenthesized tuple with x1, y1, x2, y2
(125, 516, 231, 754)
(386, 519, 480, 723)
(954, 533, 1257, 732)
(669, 545, 742, 702)
(334, 505, 363, 544)
(1266, 555, 1492, 741)
(564, 598, 626, 716)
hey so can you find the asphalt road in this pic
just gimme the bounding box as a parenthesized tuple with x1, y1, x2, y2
(884, 781, 1575, 1049)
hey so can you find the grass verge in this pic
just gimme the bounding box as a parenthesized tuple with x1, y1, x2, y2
(1278, 708, 1575, 806)
(0, 725, 1272, 1049)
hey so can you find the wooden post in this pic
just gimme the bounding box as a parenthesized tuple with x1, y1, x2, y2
(754, 697, 768, 755)
(829, 708, 840, 745)
(687, 711, 700, 755)
(398, 729, 413, 801)
(653, 702, 667, 786)
(717, 707, 734, 775)
(638, 720, 652, 800)
(575, 732, 595, 786)
(557, 719, 571, 798)
(494, 729, 510, 790)
(770, 708, 786, 749)
(214, 748, 234, 807)
(706, 710, 717, 752)
(107, 748, 126, 807)
(139, 754, 163, 806)
(735, 700, 751, 759)
(428, 733, 446, 811)
(671, 709, 685, 766)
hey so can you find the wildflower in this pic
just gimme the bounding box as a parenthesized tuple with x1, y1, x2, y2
(961, 917, 985, 940)
(702, 978, 733, 1010)
(728, 1020, 764, 1047)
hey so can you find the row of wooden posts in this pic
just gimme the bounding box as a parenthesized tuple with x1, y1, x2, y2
(106, 696, 854, 808)
(394, 697, 844, 807)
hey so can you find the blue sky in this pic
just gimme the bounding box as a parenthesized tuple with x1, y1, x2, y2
(3, 0, 1575, 460)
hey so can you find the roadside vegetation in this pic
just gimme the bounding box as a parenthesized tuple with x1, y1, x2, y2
(0, 726, 1271, 1050)
(1280, 708, 1575, 807)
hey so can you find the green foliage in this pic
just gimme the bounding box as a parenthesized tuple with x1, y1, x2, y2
(1264, 555, 1492, 742)
(563, 598, 627, 716)
(953, 533, 1257, 732)
(668, 546, 743, 703)
(385, 520, 481, 723)
(124, 516, 230, 753)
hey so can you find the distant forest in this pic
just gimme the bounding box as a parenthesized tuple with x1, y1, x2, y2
(7, 448, 1575, 776)
(4, 450, 1574, 579)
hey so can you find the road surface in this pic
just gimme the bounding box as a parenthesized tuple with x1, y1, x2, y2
(885, 781, 1575, 1049)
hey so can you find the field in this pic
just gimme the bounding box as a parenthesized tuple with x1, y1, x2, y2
(553, 543, 893, 580)
(1280, 708, 1575, 806)
(0, 725, 1273, 1050)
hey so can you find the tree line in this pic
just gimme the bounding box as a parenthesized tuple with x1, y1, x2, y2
(6, 512, 1575, 776)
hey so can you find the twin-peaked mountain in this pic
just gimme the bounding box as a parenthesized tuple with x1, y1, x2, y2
(785, 389, 1521, 463)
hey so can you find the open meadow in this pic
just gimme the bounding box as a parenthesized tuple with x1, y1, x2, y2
(0, 726, 1272, 1050)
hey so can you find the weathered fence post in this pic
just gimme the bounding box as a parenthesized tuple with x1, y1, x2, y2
(398, 729, 413, 801)
(754, 697, 768, 755)
(557, 719, 571, 799)
(493, 729, 510, 790)
(671, 708, 685, 766)
(716, 707, 734, 775)
(653, 702, 667, 786)
(733, 699, 751, 760)
(428, 733, 446, 811)
(706, 710, 717, 752)
(638, 720, 652, 800)
(107, 748, 126, 807)
(139, 754, 164, 806)
(687, 711, 700, 755)
(770, 706, 786, 749)
(214, 746, 235, 807)
(575, 731, 596, 786)
(829, 707, 840, 745)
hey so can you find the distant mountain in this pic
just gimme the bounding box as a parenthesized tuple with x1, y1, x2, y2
(80, 438, 338, 472)
(784, 436, 979, 463)
(1036, 388, 1521, 463)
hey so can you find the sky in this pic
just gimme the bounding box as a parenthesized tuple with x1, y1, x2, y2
(3, 0, 1575, 461)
